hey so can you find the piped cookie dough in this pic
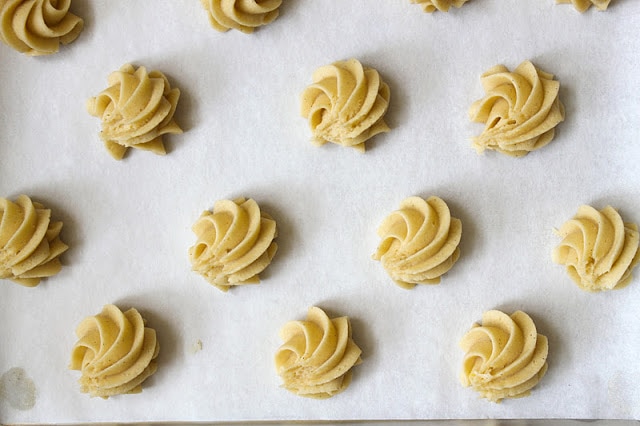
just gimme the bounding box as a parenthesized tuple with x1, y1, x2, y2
(201, 0, 281, 33)
(460, 310, 549, 402)
(373, 196, 462, 289)
(0, 195, 68, 287)
(556, 0, 611, 12)
(469, 60, 565, 157)
(0, 0, 83, 55)
(301, 58, 390, 152)
(552, 205, 640, 292)
(410, 0, 471, 13)
(86, 64, 182, 160)
(69, 304, 160, 398)
(275, 307, 362, 399)
(189, 197, 278, 292)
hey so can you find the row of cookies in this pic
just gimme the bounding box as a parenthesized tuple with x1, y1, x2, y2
(67, 303, 547, 402)
(76, 57, 563, 160)
(0, 0, 613, 56)
(3, 193, 637, 293)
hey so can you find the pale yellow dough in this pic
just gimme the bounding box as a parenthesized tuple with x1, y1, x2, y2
(275, 307, 363, 399)
(469, 60, 565, 157)
(556, 0, 611, 12)
(300, 58, 391, 152)
(410, 0, 471, 13)
(460, 310, 548, 403)
(201, 0, 281, 33)
(0, 0, 83, 55)
(86, 64, 183, 160)
(552, 205, 640, 292)
(0, 195, 68, 287)
(189, 197, 278, 292)
(69, 304, 160, 398)
(373, 196, 462, 289)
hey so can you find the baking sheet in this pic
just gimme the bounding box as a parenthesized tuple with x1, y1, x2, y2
(1, 0, 640, 423)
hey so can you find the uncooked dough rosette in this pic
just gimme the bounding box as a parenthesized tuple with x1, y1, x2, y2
(552, 205, 640, 292)
(200, 0, 281, 33)
(69, 304, 160, 398)
(0, 195, 68, 287)
(0, 0, 83, 55)
(410, 0, 471, 13)
(189, 197, 278, 292)
(469, 60, 565, 157)
(86, 64, 183, 160)
(200, 0, 282, 34)
(556, 0, 611, 12)
(300, 58, 391, 152)
(372, 196, 462, 289)
(275, 306, 363, 399)
(460, 310, 549, 403)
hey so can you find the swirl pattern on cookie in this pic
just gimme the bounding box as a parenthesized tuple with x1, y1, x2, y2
(301, 58, 390, 152)
(556, 0, 611, 12)
(373, 196, 462, 289)
(275, 306, 363, 399)
(86, 64, 183, 160)
(469, 60, 565, 157)
(189, 197, 278, 292)
(0, 0, 83, 55)
(552, 205, 640, 292)
(200, 0, 281, 33)
(0, 195, 68, 287)
(69, 304, 160, 398)
(410, 0, 470, 13)
(460, 310, 548, 402)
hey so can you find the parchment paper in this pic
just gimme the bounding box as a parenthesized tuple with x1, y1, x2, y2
(1, 0, 639, 423)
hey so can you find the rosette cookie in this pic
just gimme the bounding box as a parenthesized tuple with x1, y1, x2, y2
(87, 64, 183, 160)
(0, 0, 83, 55)
(201, 0, 281, 33)
(410, 0, 471, 13)
(460, 310, 549, 402)
(300, 59, 391, 152)
(69, 304, 160, 398)
(552, 205, 640, 292)
(373, 196, 462, 289)
(189, 197, 278, 292)
(275, 307, 363, 399)
(0, 195, 68, 287)
(556, 0, 611, 12)
(469, 60, 565, 157)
